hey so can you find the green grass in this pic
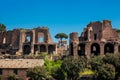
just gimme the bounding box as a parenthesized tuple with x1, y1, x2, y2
(80, 68, 95, 76)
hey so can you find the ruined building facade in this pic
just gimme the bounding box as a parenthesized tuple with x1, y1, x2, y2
(70, 20, 120, 57)
(0, 27, 57, 55)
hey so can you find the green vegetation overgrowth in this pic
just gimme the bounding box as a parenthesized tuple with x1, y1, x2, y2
(27, 53, 120, 80)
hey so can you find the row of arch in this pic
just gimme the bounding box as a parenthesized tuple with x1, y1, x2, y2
(23, 45, 55, 55)
(71, 43, 120, 56)
(90, 43, 114, 55)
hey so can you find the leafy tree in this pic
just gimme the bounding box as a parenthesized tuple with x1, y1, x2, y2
(97, 63, 115, 80)
(90, 54, 120, 80)
(27, 66, 47, 80)
(55, 33, 68, 41)
(103, 53, 120, 79)
(55, 33, 68, 46)
(103, 53, 119, 67)
(0, 24, 6, 31)
(90, 55, 103, 71)
(58, 56, 87, 80)
(115, 28, 120, 33)
(51, 68, 66, 80)
(44, 59, 62, 79)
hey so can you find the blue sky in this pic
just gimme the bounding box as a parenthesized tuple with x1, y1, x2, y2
(0, 0, 120, 42)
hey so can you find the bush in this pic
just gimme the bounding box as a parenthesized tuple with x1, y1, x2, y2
(90, 55, 103, 71)
(27, 66, 47, 80)
(97, 63, 115, 80)
(59, 56, 87, 80)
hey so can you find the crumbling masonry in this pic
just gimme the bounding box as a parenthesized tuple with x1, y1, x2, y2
(70, 20, 120, 57)
(0, 20, 120, 56)
(0, 27, 57, 55)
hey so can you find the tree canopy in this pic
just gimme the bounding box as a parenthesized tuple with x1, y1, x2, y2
(55, 33, 68, 40)
(115, 28, 120, 34)
(97, 63, 115, 80)
(0, 24, 6, 31)
(27, 66, 47, 80)
(90, 53, 120, 80)
(53, 56, 87, 80)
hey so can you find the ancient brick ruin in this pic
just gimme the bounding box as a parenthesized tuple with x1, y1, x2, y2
(0, 20, 120, 57)
(70, 20, 120, 58)
(0, 27, 57, 55)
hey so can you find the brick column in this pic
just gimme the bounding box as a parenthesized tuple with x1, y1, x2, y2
(73, 42, 78, 56)
(31, 30, 35, 54)
(55, 44, 57, 54)
(18, 32, 25, 54)
(100, 42, 105, 56)
(85, 42, 91, 58)
(46, 45, 48, 54)
(114, 43, 119, 54)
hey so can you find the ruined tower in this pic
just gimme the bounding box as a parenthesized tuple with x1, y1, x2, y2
(69, 32, 79, 56)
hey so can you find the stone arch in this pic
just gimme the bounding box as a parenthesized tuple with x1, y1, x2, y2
(23, 45, 31, 55)
(118, 45, 120, 53)
(34, 45, 38, 54)
(48, 45, 55, 54)
(78, 43, 85, 56)
(104, 43, 114, 54)
(91, 43, 100, 55)
(40, 45, 46, 52)
(0, 45, 2, 49)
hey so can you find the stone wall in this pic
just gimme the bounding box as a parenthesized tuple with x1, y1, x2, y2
(70, 20, 120, 57)
(0, 27, 57, 55)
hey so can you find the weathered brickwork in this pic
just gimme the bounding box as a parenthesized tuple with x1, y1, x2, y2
(0, 27, 57, 55)
(70, 20, 120, 57)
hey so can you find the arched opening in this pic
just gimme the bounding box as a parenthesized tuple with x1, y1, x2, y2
(70, 43, 73, 55)
(38, 32, 44, 43)
(104, 43, 114, 54)
(26, 36, 31, 42)
(39, 37, 44, 43)
(40, 45, 46, 52)
(23, 45, 31, 55)
(84, 31, 88, 41)
(48, 45, 55, 54)
(91, 43, 100, 55)
(34, 45, 38, 54)
(78, 43, 85, 56)
(118, 45, 120, 53)
(0, 45, 2, 49)
(94, 34, 97, 40)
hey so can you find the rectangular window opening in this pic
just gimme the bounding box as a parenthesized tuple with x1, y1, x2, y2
(94, 34, 97, 40)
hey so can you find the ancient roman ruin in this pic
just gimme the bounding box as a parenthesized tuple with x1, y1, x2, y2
(0, 27, 57, 55)
(70, 20, 120, 58)
(0, 20, 120, 57)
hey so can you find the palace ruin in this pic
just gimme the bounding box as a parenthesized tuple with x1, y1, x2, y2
(0, 20, 120, 57)
(70, 20, 120, 58)
(0, 27, 57, 55)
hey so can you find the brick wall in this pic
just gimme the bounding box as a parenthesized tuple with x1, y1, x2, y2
(0, 68, 27, 80)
